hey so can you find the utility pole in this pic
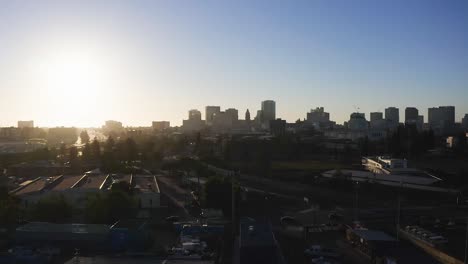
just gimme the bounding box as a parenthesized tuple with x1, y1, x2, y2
(354, 181, 359, 222)
(464, 217, 468, 264)
(396, 191, 401, 242)
(396, 181, 403, 242)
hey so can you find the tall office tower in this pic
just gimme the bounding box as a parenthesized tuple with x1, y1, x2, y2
(385, 107, 400, 123)
(428, 106, 455, 133)
(205, 106, 221, 125)
(245, 109, 251, 121)
(261, 100, 276, 122)
(405, 107, 419, 124)
(370, 112, 383, 123)
(307, 107, 330, 123)
(225, 108, 239, 121)
(189, 109, 202, 121)
(462, 114, 468, 130)
(348, 113, 368, 131)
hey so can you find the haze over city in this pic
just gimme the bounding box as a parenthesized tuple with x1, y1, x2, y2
(1, 0, 467, 127)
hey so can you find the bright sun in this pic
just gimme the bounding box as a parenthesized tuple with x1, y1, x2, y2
(33, 48, 111, 123)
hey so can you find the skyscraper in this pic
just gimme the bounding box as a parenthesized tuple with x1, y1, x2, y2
(261, 100, 276, 122)
(428, 106, 455, 134)
(189, 109, 202, 121)
(225, 108, 239, 121)
(245, 109, 251, 121)
(370, 112, 383, 123)
(405, 107, 419, 124)
(205, 106, 221, 124)
(462, 114, 468, 130)
(307, 107, 330, 123)
(385, 107, 399, 123)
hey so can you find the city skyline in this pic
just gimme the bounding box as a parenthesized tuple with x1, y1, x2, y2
(7, 102, 467, 128)
(1, 1, 467, 127)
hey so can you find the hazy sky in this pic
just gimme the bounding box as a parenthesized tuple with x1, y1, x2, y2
(1, 0, 467, 127)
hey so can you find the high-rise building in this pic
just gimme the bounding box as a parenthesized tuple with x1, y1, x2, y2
(18, 120, 34, 128)
(183, 109, 204, 132)
(370, 112, 383, 123)
(255, 110, 263, 123)
(245, 109, 251, 121)
(152, 121, 170, 131)
(385, 107, 399, 123)
(307, 107, 330, 123)
(261, 100, 276, 123)
(103, 120, 123, 134)
(405, 107, 419, 124)
(462, 114, 468, 130)
(348, 113, 368, 131)
(225, 108, 239, 121)
(428, 106, 455, 133)
(205, 106, 221, 125)
(189, 109, 202, 121)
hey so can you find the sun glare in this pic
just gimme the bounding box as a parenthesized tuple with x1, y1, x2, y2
(33, 48, 111, 124)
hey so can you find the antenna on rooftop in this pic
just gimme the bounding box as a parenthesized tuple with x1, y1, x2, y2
(353, 105, 360, 113)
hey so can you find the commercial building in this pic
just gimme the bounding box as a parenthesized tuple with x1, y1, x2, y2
(370, 112, 386, 130)
(261, 100, 276, 123)
(205, 106, 221, 125)
(385, 107, 399, 126)
(47, 127, 78, 145)
(462, 114, 468, 130)
(103, 120, 123, 132)
(225, 108, 239, 121)
(16, 220, 152, 253)
(269, 119, 286, 136)
(347, 113, 368, 131)
(182, 109, 205, 132)
(189, 109, 202, 121)
(370, 112, 383, 123)
(212, 112, 233, 133)
(405, 107, 419, 124)
(152, 121, 170, 131)
(428, 106, 455, 134)
(18, 120, 34, 128)
(307, 107, 330, 123)
(11, 172, 161, 212)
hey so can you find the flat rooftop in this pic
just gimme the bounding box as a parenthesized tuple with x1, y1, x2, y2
(133, 175, 160, 193)
(13, 176, 61, 195)
(72, 174, 108, 189)
(17, 222, 109, 234)
(49, 175, 84, 191)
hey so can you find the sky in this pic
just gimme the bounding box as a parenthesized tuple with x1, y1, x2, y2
(0, 0, 467, 127)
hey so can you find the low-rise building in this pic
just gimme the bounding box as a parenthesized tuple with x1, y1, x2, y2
(11, 172, 161, 212)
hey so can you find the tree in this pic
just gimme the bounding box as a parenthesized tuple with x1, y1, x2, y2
(124, 138, 138, 162)
(105, 136, 115, 152)
(91, 138, 101, 160)
(80, 130, 90, 144)
(82, 142, 92, 162)
(85, 189, 136, 224)
(69, 146, 78, 165)
(29, 195, 72, 223)
(0, 187, 20, 226)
